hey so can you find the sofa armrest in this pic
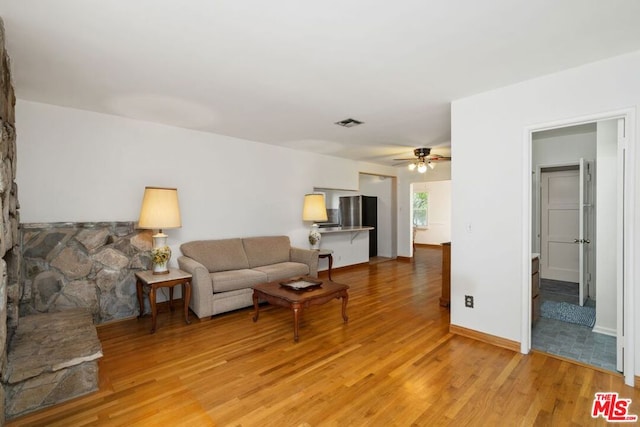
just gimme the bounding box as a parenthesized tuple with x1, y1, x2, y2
(177, 256, 212, 319)
(290, 247, 319, 278)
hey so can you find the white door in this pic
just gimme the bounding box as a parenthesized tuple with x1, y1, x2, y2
(540, 170, 580, 283)
(578, 158, 593, 306)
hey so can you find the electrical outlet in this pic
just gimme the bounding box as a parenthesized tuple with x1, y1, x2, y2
(465, 295, 474, 308)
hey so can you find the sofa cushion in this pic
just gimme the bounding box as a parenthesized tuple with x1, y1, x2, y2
(181, 239, 250, 273)
(211, 269, 268, 293)
(253, 262, 310, 282)
(242, 236, 291, 268)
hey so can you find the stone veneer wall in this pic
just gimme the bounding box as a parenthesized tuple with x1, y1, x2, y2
(0, 18, 20, 426)
(20, 223, 153, 323)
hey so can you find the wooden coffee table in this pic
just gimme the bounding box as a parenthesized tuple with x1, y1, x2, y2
(252, 277, 349, 342)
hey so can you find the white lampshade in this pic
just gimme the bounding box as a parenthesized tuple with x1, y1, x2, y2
(417, 162, 427, 173)
(302, 193, 328, 222)
(138, 187, 182, 230)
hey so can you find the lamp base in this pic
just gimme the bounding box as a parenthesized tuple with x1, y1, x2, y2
(152, 269, 170, 275)
(152, 231, 168, 248)
(309, 224, 321, 250)
(151, 231, 171, 274)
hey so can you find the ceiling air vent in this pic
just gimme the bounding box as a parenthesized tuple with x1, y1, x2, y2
(334, 118, 364, 128)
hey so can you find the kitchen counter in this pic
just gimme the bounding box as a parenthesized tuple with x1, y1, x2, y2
(318, 226, 374, 234)
(315, 226, 373, 269)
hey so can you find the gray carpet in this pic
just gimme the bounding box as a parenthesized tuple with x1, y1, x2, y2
(540, 300, 596, 327)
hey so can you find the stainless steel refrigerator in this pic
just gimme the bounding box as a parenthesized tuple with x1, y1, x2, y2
(339, 195, 377, 257)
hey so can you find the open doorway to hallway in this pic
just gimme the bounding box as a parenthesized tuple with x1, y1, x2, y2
(410, 180, 451, 251)
(530, 120, 620, 373)
(359, 173, 397, 264)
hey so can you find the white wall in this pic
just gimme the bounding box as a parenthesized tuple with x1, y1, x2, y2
(450, 48, 639, 378)
(594, 119, 618, 335)
(411, 180, 451, 245)
(15, 100, 396, 270)
(359, 173, 394, 257)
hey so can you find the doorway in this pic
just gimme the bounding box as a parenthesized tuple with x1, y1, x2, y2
(410, 180, 452, 250)
(359, 173, 397, 262)
(528, 118, 628, 377)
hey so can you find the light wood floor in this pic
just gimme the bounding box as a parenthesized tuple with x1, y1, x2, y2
(8, 247, 639, 426)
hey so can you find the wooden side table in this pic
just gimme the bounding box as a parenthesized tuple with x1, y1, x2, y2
(135, 269, 192, 334)
(440, 242, 451, 308)
(318, 249, 334, 280)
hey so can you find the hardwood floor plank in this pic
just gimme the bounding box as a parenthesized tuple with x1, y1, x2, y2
(7, 247, 639, 426)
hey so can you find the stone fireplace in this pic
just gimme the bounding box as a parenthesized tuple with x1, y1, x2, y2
(0, 18, 162, 420)
(19, 222, 153, 323)
(0, 18, 22, 423)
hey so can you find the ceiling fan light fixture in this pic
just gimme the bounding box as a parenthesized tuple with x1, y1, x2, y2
(414, 147, 431, 157)
(393, 147, 451, 171)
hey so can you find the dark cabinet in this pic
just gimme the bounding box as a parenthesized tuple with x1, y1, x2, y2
(532, 256, 540, 323)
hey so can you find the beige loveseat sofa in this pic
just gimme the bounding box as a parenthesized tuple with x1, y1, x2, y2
(177, 236, 319, 319)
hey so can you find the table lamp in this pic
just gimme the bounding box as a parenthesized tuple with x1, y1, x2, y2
(138, 186, 182, 274)
(302, 193, 327, 250)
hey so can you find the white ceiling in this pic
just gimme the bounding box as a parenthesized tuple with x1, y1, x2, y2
(2, 1, 640, 166)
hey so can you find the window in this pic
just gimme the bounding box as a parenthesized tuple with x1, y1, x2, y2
(413, 192, 428, 227)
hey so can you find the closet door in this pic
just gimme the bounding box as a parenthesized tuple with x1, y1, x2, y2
(540, 169, 579, 283)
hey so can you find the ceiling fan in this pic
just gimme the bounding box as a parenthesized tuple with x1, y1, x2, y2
(393, 147, 452, 173)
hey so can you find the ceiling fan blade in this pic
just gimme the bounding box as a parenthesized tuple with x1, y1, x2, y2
(393, 147, 451, 167)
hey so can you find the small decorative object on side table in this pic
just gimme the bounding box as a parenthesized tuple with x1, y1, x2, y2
(308, 226, 321, 250)
(279, 276, 323, 291)
(135, 269, 192, 334)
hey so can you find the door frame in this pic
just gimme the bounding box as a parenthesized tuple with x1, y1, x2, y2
(521, 108, 636, 386)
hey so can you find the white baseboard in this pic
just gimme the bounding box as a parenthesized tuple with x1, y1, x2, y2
(592, 324, 616, 337)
